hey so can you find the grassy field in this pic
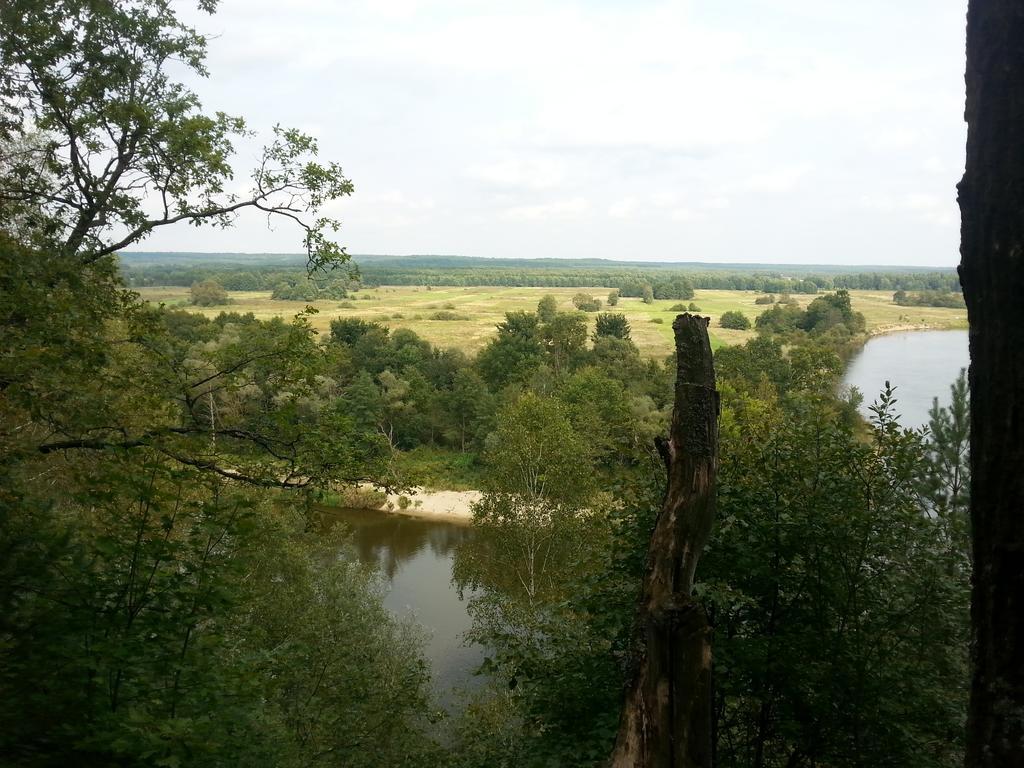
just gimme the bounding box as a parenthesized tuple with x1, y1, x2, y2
(137, 285, 968, 358)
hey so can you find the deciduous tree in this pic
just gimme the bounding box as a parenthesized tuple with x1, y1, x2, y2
(0, 0, 352, 270)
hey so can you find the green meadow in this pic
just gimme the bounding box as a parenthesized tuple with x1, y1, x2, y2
(137, 285, 969, 357)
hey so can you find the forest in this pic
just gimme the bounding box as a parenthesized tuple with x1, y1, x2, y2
(122, 254, 963, 299)
(0, 0, 1019, 766)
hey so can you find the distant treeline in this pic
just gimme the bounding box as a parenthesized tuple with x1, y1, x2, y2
(123, 261, 963, 296)
(125, 266, 358, 301)
(354, 266, 961, 294)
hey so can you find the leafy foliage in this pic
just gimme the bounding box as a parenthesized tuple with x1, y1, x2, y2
(572, 292, 603, 312)
(720, 310, 752, 330)
(0, 0, 352, 271)
(190, 278, 229, 306)
(894, 289, 966, 308)
(704, 388, 969, 767)
(449, 324, 970, 767)
(594, 312, 631, 341)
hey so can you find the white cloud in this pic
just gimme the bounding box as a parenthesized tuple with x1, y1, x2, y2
(670, 208, 698, 222)
(502, 197, 590, 221)
(867, 128, 922, 151)
(649, 191, 679, 209)
(701, 196, 732, 211)
(608, 197, 639, 219)
(859, 192, 959, 228)
(466, 156, 566, 190)
(742, 166, 811, 193)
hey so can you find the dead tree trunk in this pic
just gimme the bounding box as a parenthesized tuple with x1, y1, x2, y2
(958, 2, 1024, 765)
(611, 314, 719, 768)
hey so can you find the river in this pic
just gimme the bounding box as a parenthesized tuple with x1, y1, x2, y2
(842, 329, 969, 429)
(321, 507, 482, 703)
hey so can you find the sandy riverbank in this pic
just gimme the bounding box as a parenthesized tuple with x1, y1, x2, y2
(380, 486, 480, 524)
(867, 321, 966, 337)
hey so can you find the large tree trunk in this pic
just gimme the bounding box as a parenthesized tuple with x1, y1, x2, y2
(957, 2, 1024, 765)
(611, 314, 719, 768)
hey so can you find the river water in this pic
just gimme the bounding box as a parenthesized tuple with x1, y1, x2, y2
(321, 507, 482, 701)
(842, 329, 969, 429)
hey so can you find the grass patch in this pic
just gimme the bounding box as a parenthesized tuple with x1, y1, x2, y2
(321, 486, 387, 509)
(392, 446, 483, 490)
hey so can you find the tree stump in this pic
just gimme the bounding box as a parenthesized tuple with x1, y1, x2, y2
(611, 314, 719, 768)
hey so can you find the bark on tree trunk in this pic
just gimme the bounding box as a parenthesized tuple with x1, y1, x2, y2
(958, 2, 1024, 765)
(611, 314, 719, 768)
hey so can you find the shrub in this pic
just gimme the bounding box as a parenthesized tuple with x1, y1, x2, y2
(669, 303, 688, 312)
(572, 293, 602, 312)
(270, 278, 347, 301)
(893, 290, 966, 308)
(688, 302, 701, 311)
(326, 486, 388, 509)
(594, 313, 631, 340)
(650, 317, 664, 324)
(720, 310, 752, 330)
(397, 495, 411, 510)
(537, 295, 559, 322)
(755, 294, 776, 305)
(430, 310, 470, 321)
(189, 279, 229, 306)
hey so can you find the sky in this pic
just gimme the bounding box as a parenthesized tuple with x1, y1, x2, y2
(144, 0, 970, 266)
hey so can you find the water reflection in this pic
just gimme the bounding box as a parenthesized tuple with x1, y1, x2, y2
(318, 507, 483, 701)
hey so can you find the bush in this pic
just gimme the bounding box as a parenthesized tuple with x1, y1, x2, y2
(688, 302, 701, 312)
(650, 317, 664, 324)
(893, 290, 966, 308)
(325, 486, 387, 509)
(669, 303, 688, 312)
(397, 495, 411, 510)
(572, 293, 602, 312)
(756, 303, 808, 335)
(190, 279, 229, 306)
(391, 446, 483, 490)
(594, 313, 631, 340)
(720, 310, 752, 330)
(270, 278, 348, 301)
(755, 294, 776, 305)
(430, 310, 470, 321)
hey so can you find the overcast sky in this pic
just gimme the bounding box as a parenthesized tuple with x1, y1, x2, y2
(145, 0, 969, 266)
